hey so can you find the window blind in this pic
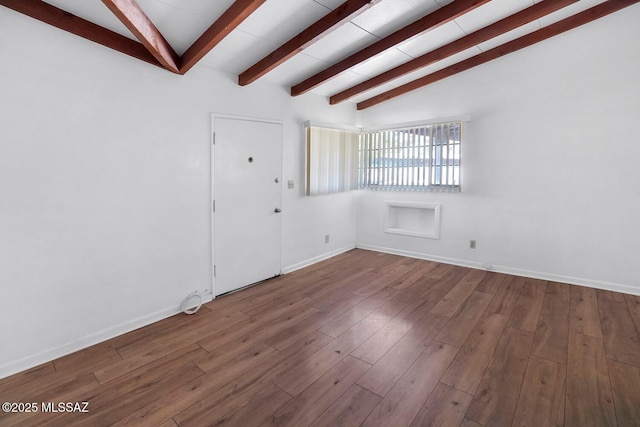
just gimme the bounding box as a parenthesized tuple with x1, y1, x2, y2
(305, 126, 359, 195)
(358, 122, 461, 192)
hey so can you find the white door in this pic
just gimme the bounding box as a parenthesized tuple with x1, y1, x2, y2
(213, 116, 283, 296)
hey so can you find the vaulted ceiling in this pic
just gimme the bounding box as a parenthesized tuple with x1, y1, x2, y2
(2, 0, 638, 109)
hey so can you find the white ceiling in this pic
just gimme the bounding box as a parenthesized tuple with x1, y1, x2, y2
(40, 0, 609, 104)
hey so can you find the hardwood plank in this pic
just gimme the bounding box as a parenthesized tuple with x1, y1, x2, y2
(409, 382, 473, 427)
(275, 310, 389, 396)
(607, 358, 640, 426)
(2, 369, 97, 405)
(357, 313, 448, 397)
(352, 271, 398, 296)
(77, 345, 207, 413)
(369, 252, 413, 274)
(460, 418, 483, 427)
(25, 345, 208, 426)
(570, 285, 603, 338)
(53, 341, 122, 375)
(0, 362, 56, 394)
(565, 333, 617, 427)
(196, 342, 278, 379)
(350, 299, 435, 364)
(318, 286, 401, 338)
(0, 372, 100, 426)
(207, 275, 295, 307)
(428, 263, 460, 280)
(171, 332, 333, 427)
(598, 289, 627, 302)
(197, 299, 317, 353)
(94, 311, 248, 383)
(435, 290, 493, 347)
(598, 296, 640, 367)
(195, 307, 318, 373)
(154, 356, 277, 427)
(546, 281, 571, 301)
(386, 257, 436, 276)
(475, 271, 507, 295)
(465, 327, 534, 426)
(361, 341, 458, 427)
(308, 287, 366, 311)
(486, 275, 524, 317)
(230, 280, 318, 316)
(416, 265, 469, 303)
(318, 304, 375, 338)
(389, 260, 442, 291)
(430, 268, 486, 318)
(238, 293, 313, 318)
(108, 306, 221, 355)
(440, 312, 509, 394)
(310, 384, 382, 427)
(305, 268, 379, 302)
(507, 278, 547, 332)
(210, 382, 292, 427)
(265, 356, 371, 427)
(265, 296, 365, 351)
(532, 293, 570, 364)
(67, 363, 204, 427)
(512, 355, 566, 427)
(625, 293, 640, 335)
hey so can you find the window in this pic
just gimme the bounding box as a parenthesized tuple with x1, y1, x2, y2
(305, 119, 464, 196)
(359, 121, 462, 192)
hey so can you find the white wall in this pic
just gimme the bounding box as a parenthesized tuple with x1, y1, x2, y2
(355, 7, 640, 295)
(0, 9, 356, 378)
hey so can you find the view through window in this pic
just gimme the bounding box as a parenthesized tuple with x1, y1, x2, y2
(358, 122, 461, 192)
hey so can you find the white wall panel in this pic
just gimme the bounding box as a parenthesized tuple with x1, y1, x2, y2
(0, 8, 356, 378)
(355, 6, 640, 295)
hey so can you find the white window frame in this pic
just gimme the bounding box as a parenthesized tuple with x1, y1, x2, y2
(358, 117, 468, 192)
(304, 116, 469, 196)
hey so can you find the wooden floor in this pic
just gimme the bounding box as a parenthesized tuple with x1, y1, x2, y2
(2, 249, 640, 426)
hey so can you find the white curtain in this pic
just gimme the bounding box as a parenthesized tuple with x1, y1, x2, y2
(306, 126, 359, 195)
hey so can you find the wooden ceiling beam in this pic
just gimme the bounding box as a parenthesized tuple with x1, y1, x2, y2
(290, 0, 490, 97)
(331, 0, 578, 104)
(239, 0, 381, 86)
(0, 0, 162, 69)
(101, 0, 179, 73)
(357, 0, 640, 110)
(179, 0, 266, 75)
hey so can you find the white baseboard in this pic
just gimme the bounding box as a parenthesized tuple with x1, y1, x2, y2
(356, 244, 487, 270)
(0, 293, 213, 380)
(282, 244, 356, 274)
(356, 244, 640, 296)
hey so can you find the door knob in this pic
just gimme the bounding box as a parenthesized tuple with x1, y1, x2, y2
(274, 208, 282, 213)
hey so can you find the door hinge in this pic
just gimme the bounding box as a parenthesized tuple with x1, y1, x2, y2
(212, 132, 215, 145)
(212, 200, 216, 212)
(214, 265, 216, 277)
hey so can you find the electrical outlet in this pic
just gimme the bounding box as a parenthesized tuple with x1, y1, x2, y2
(288, 180, 294, 189)
(470, 240, 476, 249)
(325, 234, 330, 244)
